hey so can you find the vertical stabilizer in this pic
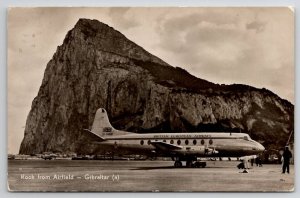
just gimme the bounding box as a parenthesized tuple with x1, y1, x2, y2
(90, 108, 130, 137)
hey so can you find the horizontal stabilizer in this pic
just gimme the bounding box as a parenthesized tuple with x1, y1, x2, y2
(83, 129, 105, 142)
(150, 141, 182, 151)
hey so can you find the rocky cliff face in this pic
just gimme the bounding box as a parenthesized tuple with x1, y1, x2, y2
(19, 19, 294, 154)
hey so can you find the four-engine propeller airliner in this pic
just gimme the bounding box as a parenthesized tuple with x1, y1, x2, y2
(84, 108, 265, 168)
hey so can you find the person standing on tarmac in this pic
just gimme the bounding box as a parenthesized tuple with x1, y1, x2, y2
(282, 146, 292, 174)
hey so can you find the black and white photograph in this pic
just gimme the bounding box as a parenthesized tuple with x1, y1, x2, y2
(7, 7, 294, 192)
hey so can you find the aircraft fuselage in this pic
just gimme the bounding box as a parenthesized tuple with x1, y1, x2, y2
(95, 132, 264, 158)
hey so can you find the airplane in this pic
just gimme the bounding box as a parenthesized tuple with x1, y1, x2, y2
(84, 108, 265, 168)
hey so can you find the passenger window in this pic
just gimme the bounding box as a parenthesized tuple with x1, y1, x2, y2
(209, 139, 213, 145)
(244, 136, 248, 140)
(177, 140, 181, 145)
(185, 140, 189, 145)
(147, 140, 151, 145)
(140, 140, 144, 145)
(170, 140, 174, 144)
(201, 139, 205, 145)
(193, 140, 197, 145)
(163, 140, 166, 142)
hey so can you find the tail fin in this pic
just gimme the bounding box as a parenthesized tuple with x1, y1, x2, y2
(90, 108, 131, 138)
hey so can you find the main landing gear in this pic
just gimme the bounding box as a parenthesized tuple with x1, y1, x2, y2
(173, 159, 206, 168)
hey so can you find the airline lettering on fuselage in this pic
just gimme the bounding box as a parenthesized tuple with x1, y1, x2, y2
(153, 134, 212, 139)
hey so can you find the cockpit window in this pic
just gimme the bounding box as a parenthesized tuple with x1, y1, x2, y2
(243, 135, 251, 141)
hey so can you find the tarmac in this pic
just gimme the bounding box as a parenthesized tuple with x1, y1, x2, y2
(7, 160, 294, 192)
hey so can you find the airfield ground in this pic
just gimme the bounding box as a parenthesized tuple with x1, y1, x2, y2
(7, 160, 294, 192)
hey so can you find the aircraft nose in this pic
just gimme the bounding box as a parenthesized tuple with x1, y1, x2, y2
(258, 143, 265, 152)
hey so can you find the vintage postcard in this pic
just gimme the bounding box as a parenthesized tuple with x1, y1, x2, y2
(7, 7, 294, 192)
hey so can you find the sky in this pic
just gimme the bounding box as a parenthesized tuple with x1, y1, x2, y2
(8, 7, 294, 154)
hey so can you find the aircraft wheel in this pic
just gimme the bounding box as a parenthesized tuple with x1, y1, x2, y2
(174, 161, 182, 168)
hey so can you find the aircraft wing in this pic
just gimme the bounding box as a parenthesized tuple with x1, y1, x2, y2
(150, 141, 182, 151)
